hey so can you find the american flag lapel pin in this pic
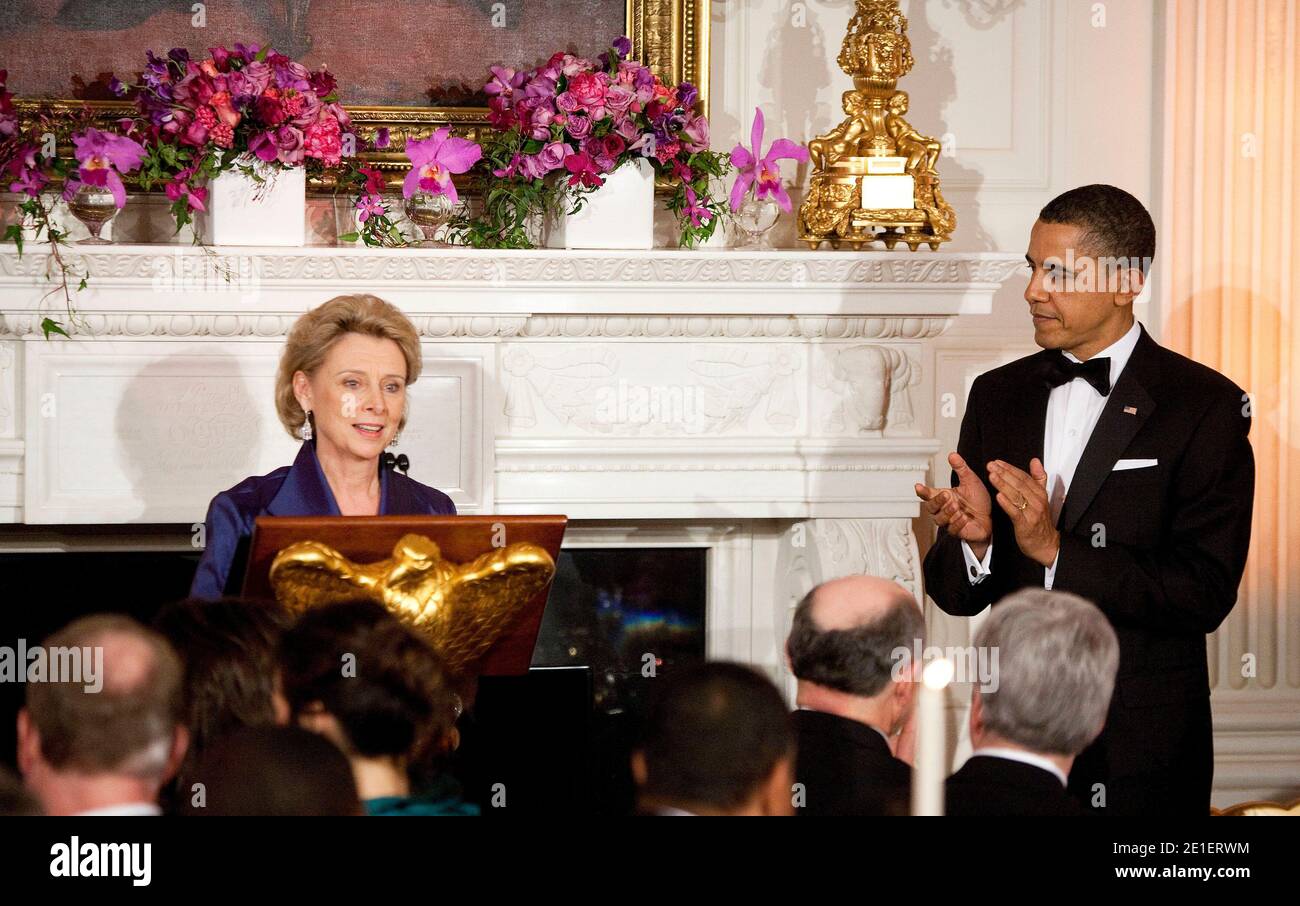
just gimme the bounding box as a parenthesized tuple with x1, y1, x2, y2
(1123, 405, 1138, 415)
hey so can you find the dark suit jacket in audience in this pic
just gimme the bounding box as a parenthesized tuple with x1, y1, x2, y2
(792, 709, 910, 816)
(945, 755, 1086, 816)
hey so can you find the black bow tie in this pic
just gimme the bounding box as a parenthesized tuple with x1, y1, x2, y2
(1039, 354, 1112, 396)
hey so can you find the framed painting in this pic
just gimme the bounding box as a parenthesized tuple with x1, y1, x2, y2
(5, 0, 709, 152)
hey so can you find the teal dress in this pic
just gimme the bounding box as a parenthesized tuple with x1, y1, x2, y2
(365, 776, 480, 816)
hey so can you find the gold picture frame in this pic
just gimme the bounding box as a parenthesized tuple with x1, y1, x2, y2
(13, 0, 710, 167)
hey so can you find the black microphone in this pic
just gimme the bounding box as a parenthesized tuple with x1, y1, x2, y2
(381, 452, 411, 474)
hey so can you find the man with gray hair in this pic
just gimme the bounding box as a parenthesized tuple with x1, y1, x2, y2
(785, 575, 924, 816)
(17, 614, 188, 816)
(946, 588, 1118, 816)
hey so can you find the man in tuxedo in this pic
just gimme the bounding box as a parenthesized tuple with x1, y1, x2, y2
(785, 576, 922, 816)
(918, 184, 1255, 816)
(946, 589, 1118, 816)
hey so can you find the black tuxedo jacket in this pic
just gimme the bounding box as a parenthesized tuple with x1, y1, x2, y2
(923, 324, 1254, 814)
(792, 710, 910, 816)
(945, 755, 1086, 816)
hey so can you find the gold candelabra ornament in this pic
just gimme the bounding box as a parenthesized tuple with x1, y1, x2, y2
(269, 533, 555, 676)
(798, 0, 955, 251)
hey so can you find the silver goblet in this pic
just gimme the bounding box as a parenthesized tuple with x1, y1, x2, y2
(67, 184, 120, 245)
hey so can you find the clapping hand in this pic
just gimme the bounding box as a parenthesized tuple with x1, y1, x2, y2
(986, 457, 1059, 567)
(915, 452, 994, 557)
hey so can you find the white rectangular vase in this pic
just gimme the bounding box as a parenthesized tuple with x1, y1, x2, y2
(547, 157, 654, 250)
(200, 161, 306, 246)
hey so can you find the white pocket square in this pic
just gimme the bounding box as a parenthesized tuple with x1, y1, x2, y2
(1113, 458, 1158, 471)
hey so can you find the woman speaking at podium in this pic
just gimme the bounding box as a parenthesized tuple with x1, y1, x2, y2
(190, 294, 457, 599)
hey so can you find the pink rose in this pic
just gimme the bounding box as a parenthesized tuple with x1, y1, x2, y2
(555, 91, 580, 114)
(561, 55, 591, 77)
(519, 154, 549, 181)
(528, 105, 555, 141)
(565, 113, 592, 139)
(568, 72, 607, 110)
(241, 61, 272, 96)
(615, 116, 642, 143)
(605, 85, 635, 113)
(681, 113, 710, 152)
(536, 140, 573, 173)
(290, 90, 322, 127)
(273, 125, 305, 165)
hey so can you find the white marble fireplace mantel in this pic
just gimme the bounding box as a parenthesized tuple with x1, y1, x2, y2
(0, 245, 1022, 529)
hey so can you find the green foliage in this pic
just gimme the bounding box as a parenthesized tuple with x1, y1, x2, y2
(664, 150, 733, 249)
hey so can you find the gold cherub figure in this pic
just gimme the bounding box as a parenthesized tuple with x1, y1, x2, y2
(885, 93, 942, 176)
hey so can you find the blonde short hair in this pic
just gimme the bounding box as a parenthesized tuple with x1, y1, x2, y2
(275, 294, 422, 439)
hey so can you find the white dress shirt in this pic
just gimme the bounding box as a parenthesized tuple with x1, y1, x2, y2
(969, 746, 1070, 786)
(961, 319, 1143, 589)
(72, 801, 163, 816)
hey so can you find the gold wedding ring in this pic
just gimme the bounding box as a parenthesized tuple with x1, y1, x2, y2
(1016, 498, 1029, 510)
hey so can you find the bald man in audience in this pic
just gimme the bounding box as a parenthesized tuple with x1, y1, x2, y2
(785, 576, 924, 816)
(17, 615, 188, 816)
(946, 588, 1118, 816)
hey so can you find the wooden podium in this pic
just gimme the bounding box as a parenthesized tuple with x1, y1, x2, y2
(241, 515, 567, 676)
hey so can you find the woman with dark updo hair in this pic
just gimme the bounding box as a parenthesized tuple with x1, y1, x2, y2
(278, 599, 476, 816)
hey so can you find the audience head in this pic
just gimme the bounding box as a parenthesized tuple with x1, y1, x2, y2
(184, 725, 361, 816)
(152, 597, 293, 804)
(18, 614, 187, 815)
(278, 600, 458, 791)
(971, 589, 1119, 758)
(785, 575, 924, 735)
(633, 661, 795, 816)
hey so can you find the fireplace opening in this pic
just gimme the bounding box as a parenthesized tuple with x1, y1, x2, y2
(0, 541, 708, 815)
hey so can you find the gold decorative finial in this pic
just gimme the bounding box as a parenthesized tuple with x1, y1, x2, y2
(269, 533, 555, 675)
(799, 0, 955, 251)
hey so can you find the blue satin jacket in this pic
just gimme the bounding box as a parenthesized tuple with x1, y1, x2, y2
(189, 440, 456, 600)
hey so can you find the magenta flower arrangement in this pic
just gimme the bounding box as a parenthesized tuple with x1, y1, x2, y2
(453, 36, 730, 248)
(123, 44, 356, 231)
(729, 107, 809, 213)
(1, 72, 125, 338)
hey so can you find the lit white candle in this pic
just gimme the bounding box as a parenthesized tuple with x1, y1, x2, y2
(912, 657, 954, 816)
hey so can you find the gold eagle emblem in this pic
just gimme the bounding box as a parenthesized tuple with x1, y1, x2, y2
(269, 533, 555, 674)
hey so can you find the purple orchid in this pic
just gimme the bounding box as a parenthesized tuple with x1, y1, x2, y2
(402, 127, 482, 202)
(682, 185, 712, 228)
(729, 107, 808, 212)
(355, 194, 385, 223)
(7, 145, 48, 196)
(71, 128, 146, 208)
(485, 66, 526, 101)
